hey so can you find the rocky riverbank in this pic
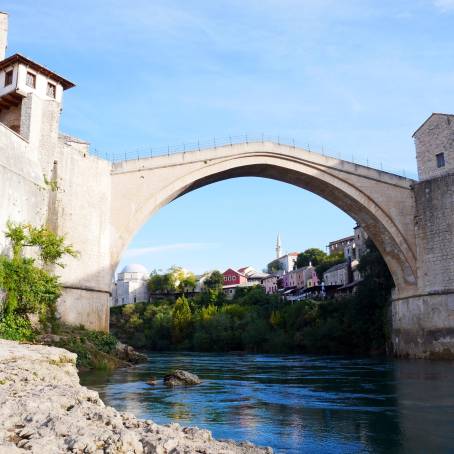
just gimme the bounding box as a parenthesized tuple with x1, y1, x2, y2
(37, 325, 148, 371)
(0, 340, 272, 453)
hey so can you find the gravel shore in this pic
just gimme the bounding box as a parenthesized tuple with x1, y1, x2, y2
(0, 340, 272, 454)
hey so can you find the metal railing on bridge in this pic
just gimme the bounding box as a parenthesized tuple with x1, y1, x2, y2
(91, 133, 418, 180)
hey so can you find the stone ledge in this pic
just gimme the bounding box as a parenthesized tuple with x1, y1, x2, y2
(0, 340, 272, 453)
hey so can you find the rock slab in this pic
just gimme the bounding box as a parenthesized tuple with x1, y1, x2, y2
(0, 340, 272, 453)
(164, 370, 202, 386)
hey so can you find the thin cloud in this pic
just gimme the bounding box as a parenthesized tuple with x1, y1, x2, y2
(125, 242, 219, 258)
(433, 0, 454, 11)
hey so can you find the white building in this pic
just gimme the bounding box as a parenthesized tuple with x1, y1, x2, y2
(267, 234, 299, 275)
(0, 52, 74, 136)
(263, 275, 278, 294)
(111, 264, 149, 307)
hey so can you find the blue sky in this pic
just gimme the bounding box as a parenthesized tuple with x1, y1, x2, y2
(4, 0, 454, 274)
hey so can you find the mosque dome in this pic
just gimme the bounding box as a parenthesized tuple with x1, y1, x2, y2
(120, 264, 148, 274)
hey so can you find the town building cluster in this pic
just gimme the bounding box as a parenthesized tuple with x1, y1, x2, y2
(111, 224, 368, 306)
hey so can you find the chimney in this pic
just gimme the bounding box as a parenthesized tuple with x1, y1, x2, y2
(0, 12, 8, 61)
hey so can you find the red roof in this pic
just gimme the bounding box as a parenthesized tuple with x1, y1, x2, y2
(237, 266, 251, 273)
(222, 268, 246, 277)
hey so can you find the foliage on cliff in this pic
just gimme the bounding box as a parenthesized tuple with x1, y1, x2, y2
(112, 240, 394, 355)
(0, 221, 76, 341)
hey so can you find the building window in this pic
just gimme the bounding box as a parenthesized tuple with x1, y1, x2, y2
(26, 72, 36, 88)
(436, 152, 445, 168)
(4, 69, 13, 86)
(47, 82, 56, 98)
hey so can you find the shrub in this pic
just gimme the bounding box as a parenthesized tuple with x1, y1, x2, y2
(0, 314, 35, 341)
(0, 221, 76, 336)
(86, 330, 118, 354)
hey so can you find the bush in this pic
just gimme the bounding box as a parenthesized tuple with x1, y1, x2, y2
(85, 330, 118, 354)
(0, 314, 35, 341)
(0, 221, 76, 337)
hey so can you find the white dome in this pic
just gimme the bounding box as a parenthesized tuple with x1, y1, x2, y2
(120, 264, 148, 274)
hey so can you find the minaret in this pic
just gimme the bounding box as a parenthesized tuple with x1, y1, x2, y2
(276, 233, 282, 259)
(0, 12, 8, 60)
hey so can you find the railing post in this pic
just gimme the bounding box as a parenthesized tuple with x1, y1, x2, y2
(229, 135, 232, 146)
(214, 137, 216, 149)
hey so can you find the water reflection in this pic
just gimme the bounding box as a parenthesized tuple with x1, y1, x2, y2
(80, 353, 454, 453)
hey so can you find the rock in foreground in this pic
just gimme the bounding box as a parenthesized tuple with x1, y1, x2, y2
(164, 369, 202, 386)
(0, 340, 271, 453)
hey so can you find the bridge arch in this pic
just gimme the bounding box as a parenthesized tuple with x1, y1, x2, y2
(111, 142, 417, 298)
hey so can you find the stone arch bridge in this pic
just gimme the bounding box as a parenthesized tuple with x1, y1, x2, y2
(110, 141, 417, 301)
(1, 125, 453, 359)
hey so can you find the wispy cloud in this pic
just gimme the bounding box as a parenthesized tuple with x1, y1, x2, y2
(125, 242, 219, 258)
(433, 0, 454, 12)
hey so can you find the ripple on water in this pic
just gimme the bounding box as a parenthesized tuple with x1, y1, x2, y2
(80, 352, 454, 454)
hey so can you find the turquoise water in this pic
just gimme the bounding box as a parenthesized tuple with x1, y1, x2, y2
(80, 353, 454, 453)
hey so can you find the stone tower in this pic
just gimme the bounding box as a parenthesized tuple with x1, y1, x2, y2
(0, 12, 75, 172)
(392, 112, 454, 358)
(275, 233, 282, 259)
(413, 113, 454, 180)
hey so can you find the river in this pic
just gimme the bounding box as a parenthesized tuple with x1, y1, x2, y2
(80, 353, 454, 453)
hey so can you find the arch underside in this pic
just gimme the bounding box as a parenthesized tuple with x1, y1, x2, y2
(114, 158, 417, 298)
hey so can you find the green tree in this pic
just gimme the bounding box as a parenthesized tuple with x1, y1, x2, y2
(204, 270, 223, 290)
(171, 296, 192, 344)
(168, 266, 196, 293)
(296, 248, 327, 268)
(315, 251, 345, 281)
(148, 267, 197, 294)
(0, 221, 77, 337)
(148, 270, 175, 294)
(4, 221, 77, 266)
(267, 259, 283, 273)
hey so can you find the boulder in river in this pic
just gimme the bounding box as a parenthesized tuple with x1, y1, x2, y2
(164, 369, 201, 386)
(146, 376, 158, 386)
(115, 341, 147, 364)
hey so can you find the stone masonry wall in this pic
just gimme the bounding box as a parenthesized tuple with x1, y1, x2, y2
(414, 173, 454, 293)
(392, 171, 454, 358)
(0, 111, 112, 331)
(0, 123, 47, 255)
(0, 104, 20, 133)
